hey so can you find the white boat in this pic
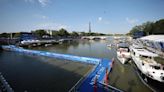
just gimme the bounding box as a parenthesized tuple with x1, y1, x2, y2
(107, 43, 116, 48)
(116, 43, 131, 64)
(45, 43, 52, 47)
(107, 44, 112, 47)
(130, 44, 164, 83)
(21, 39, 39, 44)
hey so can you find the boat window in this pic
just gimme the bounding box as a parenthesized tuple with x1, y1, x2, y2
(152, 65, 161, 70)
(137, 49, 144, 51)
(142, 55, 148, 58)
(127, 48, 130, 52)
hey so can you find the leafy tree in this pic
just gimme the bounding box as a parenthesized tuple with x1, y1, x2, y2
(13, 33, 21, 38)
(32, 29, 47, 38)
(153, 19, 164, 34)
(71, 31, 79, 37)
(58, 28, 70, 37)
(142, 21, 154, 35)
(0, 33, 10, 38)
(129, 26, 142, 35)
(52, 30, 59, 37)
(99, 33, 106, 36)
(128, 19, 164, 35)
(79, 32, 86, 36)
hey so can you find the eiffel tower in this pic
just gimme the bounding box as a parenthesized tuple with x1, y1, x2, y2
(89, 22, 91, 33)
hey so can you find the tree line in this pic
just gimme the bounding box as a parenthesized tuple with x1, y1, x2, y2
(0, 28, 106, 38)
(31, 28, 106, 38)
(127, 19, 164, 36)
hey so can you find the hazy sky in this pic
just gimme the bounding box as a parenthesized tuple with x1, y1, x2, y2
(0, 0, 164, 34)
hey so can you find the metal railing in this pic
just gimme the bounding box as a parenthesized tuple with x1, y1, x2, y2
(0, 72, 14, 92)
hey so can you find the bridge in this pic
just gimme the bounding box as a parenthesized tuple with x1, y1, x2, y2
(81, 36, 107, 40)
(1, 45, 122, 92)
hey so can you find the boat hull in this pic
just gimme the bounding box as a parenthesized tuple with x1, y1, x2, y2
(117, 56, 127, 64)
(117, 51, 130, 64)
(132, 60, 164, 92)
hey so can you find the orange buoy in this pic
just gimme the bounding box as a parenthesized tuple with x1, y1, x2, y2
(104, 67, 109, 89)
(105, 68, 109, 83)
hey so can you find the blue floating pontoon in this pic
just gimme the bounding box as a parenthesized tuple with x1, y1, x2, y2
(2, 45, 123, 92)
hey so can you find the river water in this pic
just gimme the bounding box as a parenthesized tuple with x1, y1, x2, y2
(0, 37, 152, 92)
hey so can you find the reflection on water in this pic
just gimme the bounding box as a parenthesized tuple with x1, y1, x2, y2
(32, 40, 115, 59)
(0, 37, 152, 92)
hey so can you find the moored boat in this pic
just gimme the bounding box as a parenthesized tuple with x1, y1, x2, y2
(130, 44, 164, 83)
(116, 43, 131, 64)
(107, 44, 113, 47)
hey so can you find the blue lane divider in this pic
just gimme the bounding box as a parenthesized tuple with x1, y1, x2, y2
(2, 45, 100, 65)
(2, 45, 121, 92)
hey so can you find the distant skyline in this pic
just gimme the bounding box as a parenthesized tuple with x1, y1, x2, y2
(0, 0, 164, 34)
